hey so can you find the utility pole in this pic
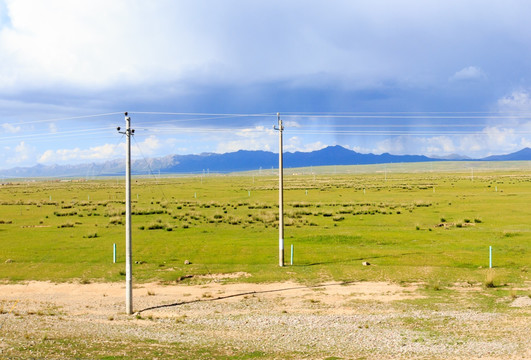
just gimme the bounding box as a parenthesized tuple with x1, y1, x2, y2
(118, 112, 134, 315)
(274, 113, 284, 267)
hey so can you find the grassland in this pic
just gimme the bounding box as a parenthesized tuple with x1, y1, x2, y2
(1, 163, 530, 359)
(1, 163, 529, 287)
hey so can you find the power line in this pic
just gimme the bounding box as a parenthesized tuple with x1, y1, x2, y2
(130, 111, 274, 117)
(281, 114, 531, 119)
(0, 127, 115, 142)
(3, 112, 123, 125)
(130, 111, 531, 119)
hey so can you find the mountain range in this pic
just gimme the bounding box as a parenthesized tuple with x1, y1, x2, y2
(1, 146, 531, 178)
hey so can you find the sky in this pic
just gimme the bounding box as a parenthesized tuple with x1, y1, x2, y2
(2, 0, 531, 171)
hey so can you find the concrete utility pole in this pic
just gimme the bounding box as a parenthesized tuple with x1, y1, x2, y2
(118, 112, 134, 314)
(274, 113, 284, 267)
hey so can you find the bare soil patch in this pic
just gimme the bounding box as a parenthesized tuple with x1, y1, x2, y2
(0, 280, 529, 359)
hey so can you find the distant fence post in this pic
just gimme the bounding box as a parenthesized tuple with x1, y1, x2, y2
(113, 243, 116, 264)
(489, 246, 492, 269)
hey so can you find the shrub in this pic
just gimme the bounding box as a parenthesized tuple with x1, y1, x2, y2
(485, 270, 496, 288)
(147, 222, 164, 230)
(109, 216, 123, 225)
(58, 222, 74, 228)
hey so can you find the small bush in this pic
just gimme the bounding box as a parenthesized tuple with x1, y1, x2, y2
(147, 222, 164, 230)
(109, 216, 123, 225)
(485, 270, 496, 288)
(58, 222, 74, 228)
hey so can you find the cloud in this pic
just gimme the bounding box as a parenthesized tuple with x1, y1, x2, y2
(283, 121, 301, 128)
(497, 89, 531, 111)
(2, 122, 21, 133)
(285, 136, 326, 152)
(37, 135, 162, 164)
(132, 135, 161, 157)
(38, 144, 118, 164)
(2, 1, 530, 97)
(216, 126, 276, 153)
(422, 136, 456, 155)
(449, 66, 486, 82)
(3, 1, 531, 170)
(5, 140, 35, 165)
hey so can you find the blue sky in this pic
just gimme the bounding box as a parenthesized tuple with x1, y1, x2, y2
(1, 0, 531, 170)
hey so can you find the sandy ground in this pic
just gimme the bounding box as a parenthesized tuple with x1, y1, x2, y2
(0, 276, 530, 359)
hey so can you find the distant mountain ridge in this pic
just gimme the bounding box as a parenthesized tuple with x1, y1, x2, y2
(1, 146, 531, 178)
(480, 147, 531, 161)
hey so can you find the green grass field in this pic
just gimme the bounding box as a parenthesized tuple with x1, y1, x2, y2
(1, 162, 530, 288)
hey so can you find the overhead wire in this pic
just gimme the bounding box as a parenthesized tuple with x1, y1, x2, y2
(132, 135, 170, 202)
(3, 112, 123, 125)
(2, 110, 531, 144)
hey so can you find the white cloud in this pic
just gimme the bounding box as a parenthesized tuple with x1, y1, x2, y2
(38, 143, 119, 163)
(1, 122, 21, 133)
(285, 136, 326, 152)
(216, 126, 276, 153)
(352, 126, 530, 158)
(133, 135, 161, 156)
(48, 123, 57, 133)
(373, 137, 406, 154)
(5, 140, 35, 165)
(449, 66, 485, 82)
(37, 135, 162, 164)
(422, 136, 456, 155)
(283, 121, 301, 128)
(0, 0, 221, 92)
(3, 1, 529, 96)
(497, 89, 531, 111)
(234, 126, 275, 138)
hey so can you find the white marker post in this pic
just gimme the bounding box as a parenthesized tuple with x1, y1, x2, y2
(291, 244, 294, 265)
